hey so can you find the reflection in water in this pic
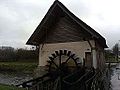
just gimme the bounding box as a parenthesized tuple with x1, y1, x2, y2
(110, 63, 120, 90)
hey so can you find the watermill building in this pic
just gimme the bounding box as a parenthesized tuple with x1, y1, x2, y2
(25, 0, 109, 90)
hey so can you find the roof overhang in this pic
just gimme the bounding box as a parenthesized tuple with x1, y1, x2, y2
(26, 0, 108, 48)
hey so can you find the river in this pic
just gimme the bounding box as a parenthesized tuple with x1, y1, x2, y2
(0, 64, 119, 89)
(0, 71, 33, 85)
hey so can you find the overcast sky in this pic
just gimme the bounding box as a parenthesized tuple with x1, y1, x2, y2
(0, 0, 120, 49)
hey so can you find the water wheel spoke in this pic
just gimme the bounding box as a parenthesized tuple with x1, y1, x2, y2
(65, 54, 75, 63)
(64, 56, 71, 63)
(59, 55, 62, 67)
(51, 60, 59, 68)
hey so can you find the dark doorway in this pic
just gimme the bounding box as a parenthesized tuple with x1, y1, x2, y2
(85, 52, 92, 67)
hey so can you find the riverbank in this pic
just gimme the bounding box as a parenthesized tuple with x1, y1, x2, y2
(0, 62, 38, 86)
(0, 84, 26, 90)
(0, 62, 38, 74)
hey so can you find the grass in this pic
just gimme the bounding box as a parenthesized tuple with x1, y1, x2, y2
(0, 62, 38, 74)
(0, 61, 38, 89)
(0, 84, 26, 90)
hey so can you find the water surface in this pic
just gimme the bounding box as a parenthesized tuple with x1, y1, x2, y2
(110, 63, 120, 90)
(0, 72, 33, 85)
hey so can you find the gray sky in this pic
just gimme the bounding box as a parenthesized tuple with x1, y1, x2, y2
(0, 0, 120, 49)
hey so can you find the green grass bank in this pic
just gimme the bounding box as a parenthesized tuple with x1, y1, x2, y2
(0, 84, 26, 90)
(0, 62, 38, 74)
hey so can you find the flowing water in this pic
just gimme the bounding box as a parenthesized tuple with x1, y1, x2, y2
(110, 63, 120, 90)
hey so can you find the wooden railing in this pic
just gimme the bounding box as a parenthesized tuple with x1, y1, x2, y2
(16, 68, 109, 90)
(85, 71, 102, 90)
(29, 78, 54, 90)
(85, 69, 110, 90)
(16, 73, 51, 89)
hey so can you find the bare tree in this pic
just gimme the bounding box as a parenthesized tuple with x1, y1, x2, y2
(112, 43, 119, 61)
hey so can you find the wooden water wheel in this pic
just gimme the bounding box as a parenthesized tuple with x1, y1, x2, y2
(46, 50, 82, 79)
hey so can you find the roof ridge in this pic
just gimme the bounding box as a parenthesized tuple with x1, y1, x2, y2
(26, 0, 108, 48)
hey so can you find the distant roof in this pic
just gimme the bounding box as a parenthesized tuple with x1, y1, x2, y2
(26, 0, 108, 48)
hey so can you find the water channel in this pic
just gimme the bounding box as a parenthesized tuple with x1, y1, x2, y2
(110, 63, 120, 90)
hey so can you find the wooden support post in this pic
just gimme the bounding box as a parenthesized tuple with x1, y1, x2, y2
(92, 48, 97, 69)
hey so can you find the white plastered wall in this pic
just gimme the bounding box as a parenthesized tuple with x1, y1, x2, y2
(38, 40, 95, 66)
